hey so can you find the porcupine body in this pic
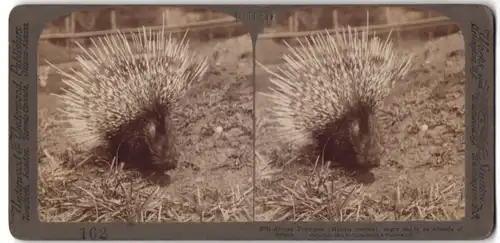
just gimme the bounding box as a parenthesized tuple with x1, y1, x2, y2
(49, 25, 208, 172)
(259, 26, 411, 170)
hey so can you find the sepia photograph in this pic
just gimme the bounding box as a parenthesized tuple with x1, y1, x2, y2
(37, 6, 254, 223)
(254, 6, 465, 221)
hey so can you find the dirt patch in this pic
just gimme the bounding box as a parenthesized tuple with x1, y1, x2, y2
(37, 31, 255, 222)
(254, 32, 466, 221)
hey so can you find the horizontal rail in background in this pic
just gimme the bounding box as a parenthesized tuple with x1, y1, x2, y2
(39, 16, 239, 40)
(38, 16, 458, 71)
(258, 16, 455, 39)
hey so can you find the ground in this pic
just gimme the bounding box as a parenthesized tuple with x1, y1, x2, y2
(37, 33, 255, 222)
(253, 32, 466, 221)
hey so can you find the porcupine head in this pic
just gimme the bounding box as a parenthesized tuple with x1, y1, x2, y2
(108, 103, 181, 172)
(50, 27, 208, 172)
(313, 95, 383, 170)
(344, 100, 383, 169)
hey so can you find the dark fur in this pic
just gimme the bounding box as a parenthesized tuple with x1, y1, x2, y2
(106, 104, 179, 173)
(309, 102, 382, 171)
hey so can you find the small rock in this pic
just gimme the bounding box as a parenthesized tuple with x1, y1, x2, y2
(420, 124, 428, 132)
(214, 126, 223, 133)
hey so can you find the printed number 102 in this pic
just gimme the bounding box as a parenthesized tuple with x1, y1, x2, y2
(80, 227, 107, 240)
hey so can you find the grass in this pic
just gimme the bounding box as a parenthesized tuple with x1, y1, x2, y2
(38, 154, 253, 223)
(254, 160, 464, 222)
(253, 119, 465, 222)
(38, 120, 253, 223)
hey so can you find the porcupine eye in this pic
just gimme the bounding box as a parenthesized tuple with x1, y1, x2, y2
(356, 119, 381, 168)
(349, 119, 379, 168)
(160, 115, 179, 170)
(146, 121, 156, 138)
(367, 124, 382, 167)
(349, 120, 362, 153)
(144, 117, 177, 171)
(145, 122, 162, 163)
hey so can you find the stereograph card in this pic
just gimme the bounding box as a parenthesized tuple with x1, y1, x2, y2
(8, 4, 494, 240)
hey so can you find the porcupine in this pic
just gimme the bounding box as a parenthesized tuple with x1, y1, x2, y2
(258, 26, 412, 170)
(48, 25, 209, 174)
